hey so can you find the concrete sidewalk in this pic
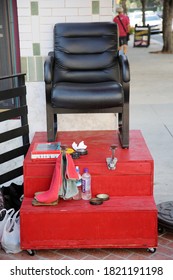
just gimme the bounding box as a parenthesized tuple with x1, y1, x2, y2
(128, 35, 173, 204)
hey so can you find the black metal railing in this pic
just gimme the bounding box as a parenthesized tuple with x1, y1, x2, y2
(0, 73, 30, 185)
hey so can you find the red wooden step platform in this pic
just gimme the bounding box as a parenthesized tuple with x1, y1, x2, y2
(20, 130, 158, 250)
(23, 130, 154, 197)
(21, 196, 157, 249)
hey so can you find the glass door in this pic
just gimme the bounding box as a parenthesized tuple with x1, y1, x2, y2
(0, 0, 20, 108)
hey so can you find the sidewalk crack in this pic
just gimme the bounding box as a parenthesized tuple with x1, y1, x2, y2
(164, 124, 173, 138)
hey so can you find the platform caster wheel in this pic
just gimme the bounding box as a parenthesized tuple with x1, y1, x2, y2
(27, 249, 36, 256)
(158, 226, 164, 234)
(147, 248, 156, 253)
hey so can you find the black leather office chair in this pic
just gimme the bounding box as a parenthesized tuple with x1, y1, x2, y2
(44, 22, 130, 148)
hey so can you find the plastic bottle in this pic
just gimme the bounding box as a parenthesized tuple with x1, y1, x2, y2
(81, 168, 91, 200)
(73, 166, 82, 200)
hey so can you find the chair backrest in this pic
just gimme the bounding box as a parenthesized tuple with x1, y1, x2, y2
(53, 22, 120, 84)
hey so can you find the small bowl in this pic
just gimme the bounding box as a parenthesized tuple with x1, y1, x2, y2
(96, 193, 109, 201)
(77, 149, 88, 155)
(89, 197, 103, 205)
(71, 151, 80, 159)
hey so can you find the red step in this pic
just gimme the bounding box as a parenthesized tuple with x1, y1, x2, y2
(20, 196, 157, 250)
(24, 130, 154, 197)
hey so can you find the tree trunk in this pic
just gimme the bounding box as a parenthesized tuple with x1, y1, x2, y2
(162, 0, 173, 53)
(141, 0, 146, 26)
(121, 0, 127, 14)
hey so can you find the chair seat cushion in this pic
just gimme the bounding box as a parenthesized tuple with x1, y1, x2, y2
(51, 82, 123, 110)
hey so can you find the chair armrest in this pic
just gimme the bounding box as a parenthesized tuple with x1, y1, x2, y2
(118, 53, 130, 83)
(44, 54, 55, 84)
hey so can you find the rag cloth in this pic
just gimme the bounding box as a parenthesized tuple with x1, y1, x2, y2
(34, 152, 79, 203)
